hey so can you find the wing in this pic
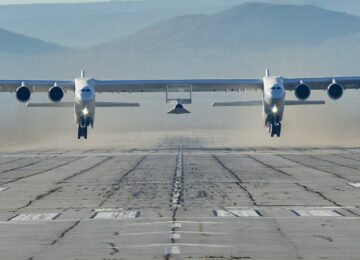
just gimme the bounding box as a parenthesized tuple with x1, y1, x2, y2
(0, 80, 74, 92)
(283, 76, 360, 90)
(94, 79, 263, 93)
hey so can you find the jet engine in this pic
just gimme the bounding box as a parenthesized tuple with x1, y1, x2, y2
(48, 86, 64, 102)
(295, 83, 311, 100)
(16, 86, 31, 102)
(327, 83, 343, 100)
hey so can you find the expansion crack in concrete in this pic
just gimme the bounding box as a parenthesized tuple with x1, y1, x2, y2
(57, 156, 113, 184)
(108, 242, 119, 255)
(212, 155, 257, 206)
(15, 186, 63, 211)
(0, 156, 56, 175)
(310, 154, 360, 171)
(0, 157, 82, 185)
(278, 154, 353, 182)
(247, 155, 292, 176)
(51, 220, 81, 246)
(98, 156, 147, 208)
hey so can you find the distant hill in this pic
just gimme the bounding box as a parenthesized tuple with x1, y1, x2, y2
(0, 27, 65, 55)
(1, 0, 360, 48)
(98, 3, 360, 53)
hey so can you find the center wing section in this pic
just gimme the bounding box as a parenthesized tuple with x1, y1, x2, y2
(94, 79, 263, 93)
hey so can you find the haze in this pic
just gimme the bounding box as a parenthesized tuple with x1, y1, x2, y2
(1, 1, 360, 150)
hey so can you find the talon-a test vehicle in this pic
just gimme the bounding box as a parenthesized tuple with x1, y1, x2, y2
(0, 69, 359, 138)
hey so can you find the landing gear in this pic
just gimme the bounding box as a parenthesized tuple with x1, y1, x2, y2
(77, 126, 88, 139)
(270, 122, 281, 137)
(266, 115, 281, 137)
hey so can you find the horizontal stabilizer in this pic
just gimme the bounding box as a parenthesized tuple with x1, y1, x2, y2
(27, 102, 73, 107)
(285, 100, 325, 105)
(213, 100, 263, 107)
(95, 102, 140, 107)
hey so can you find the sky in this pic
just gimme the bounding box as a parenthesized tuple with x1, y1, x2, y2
(0, 0, 121, 5)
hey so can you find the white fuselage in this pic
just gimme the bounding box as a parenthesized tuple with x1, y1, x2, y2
(262, 76, 285, 121)
(74, 78, 95, 127)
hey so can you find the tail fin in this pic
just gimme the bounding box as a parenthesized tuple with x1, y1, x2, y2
(265, 68, 270, 77)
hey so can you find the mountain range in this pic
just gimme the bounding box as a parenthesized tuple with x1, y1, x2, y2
(1, 2, 360, 79)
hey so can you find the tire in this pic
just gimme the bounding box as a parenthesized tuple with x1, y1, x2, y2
(77, 126, 81, 139)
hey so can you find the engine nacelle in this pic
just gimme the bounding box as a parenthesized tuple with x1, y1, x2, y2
(48, 86, 64, 103)
(16, 86, 31, 102)
(295, 83, 311, 100)
(327, 83, 343, 100)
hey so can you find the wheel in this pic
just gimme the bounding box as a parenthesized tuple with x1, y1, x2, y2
(77, 126, 81, 139)
(271, 125, 275, 137)
(83, 127, 88, 139)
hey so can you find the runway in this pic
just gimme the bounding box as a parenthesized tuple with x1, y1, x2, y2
(0, 143, 360, 259)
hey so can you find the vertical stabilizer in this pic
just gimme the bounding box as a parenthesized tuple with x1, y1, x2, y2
(265, 68, 270, 77)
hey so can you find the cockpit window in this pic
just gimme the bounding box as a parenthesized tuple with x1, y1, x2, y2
(86, 89, 90, 92)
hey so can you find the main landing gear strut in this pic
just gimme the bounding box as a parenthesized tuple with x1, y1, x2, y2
(78, 126, 87, 139)
(265, 115, 281, 137)
(77, 117, 92, 139)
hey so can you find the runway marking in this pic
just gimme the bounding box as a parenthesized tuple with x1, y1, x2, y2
(126, 221, 222, 226)
(348, 182, 360, 188)
(91, 210, 140, 219)
(0, 187, 9, 192)
(167, 233, 181, 239)
(114, 231, 228, 236)
(169, 147, 184, 208)
(292, 209, 344, 217)
(214, 209, 261, 217)
(118, 243, 234, 249)
(164, 245, 180, 255)
(8, 213, 61, 221)
(170, 222, 182, 228)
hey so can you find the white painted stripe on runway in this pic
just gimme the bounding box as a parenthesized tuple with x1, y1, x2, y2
(215, 209, 261, 217)
(94, 210, 140, 219)
(120, 243, 234, 249)
(348, 182, 360, 188)
(114, 231, 228, 236)
(164, 245, 180, 255)
(95, 208, 123, 212)
(9, 213, 60, 221)
(0, 187, 9, 192)
(170, 222, 182, 228)
(167, 233, 181, 239)
(292, 209, 343, 217)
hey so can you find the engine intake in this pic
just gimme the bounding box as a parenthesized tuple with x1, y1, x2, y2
(48, 86, 64, 103)
(16, 86, 31, 102)
(327, 83, 343, 100)
(295, 83, 311, 100)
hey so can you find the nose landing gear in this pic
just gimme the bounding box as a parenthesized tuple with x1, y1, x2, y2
(265, 115, 281, 137)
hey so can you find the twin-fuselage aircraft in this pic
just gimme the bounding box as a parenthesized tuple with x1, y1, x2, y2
(0, 69, 358, 139)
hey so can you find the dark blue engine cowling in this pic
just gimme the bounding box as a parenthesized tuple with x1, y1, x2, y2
(16, 86, 31, 102)
(327, 83, 343, 100)
(48, 86, 64, 102)
(295, 84, 311, 100)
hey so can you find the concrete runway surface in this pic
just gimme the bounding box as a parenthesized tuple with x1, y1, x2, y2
(1, 135, 360, 259)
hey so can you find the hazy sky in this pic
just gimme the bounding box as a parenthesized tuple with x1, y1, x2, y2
(0, 0, 126, 5)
